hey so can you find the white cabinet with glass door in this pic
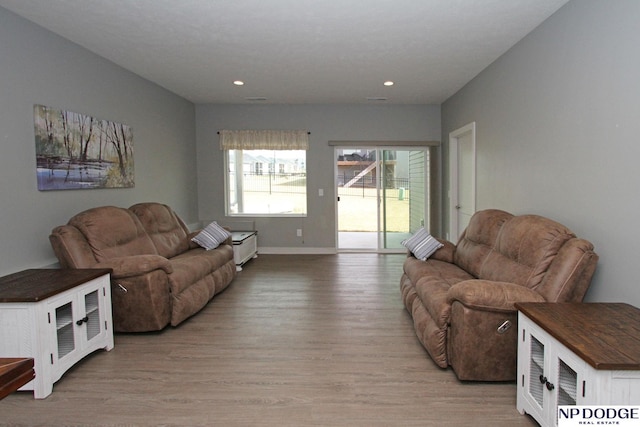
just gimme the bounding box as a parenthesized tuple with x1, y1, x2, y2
(0, 269, 113, 399)
(516, 303, 640, 427)
(517, 310, 586, 426)
(46, 274, 113, 390)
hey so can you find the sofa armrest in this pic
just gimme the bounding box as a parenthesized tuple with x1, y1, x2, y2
(447, 280, 546, 313)
(50, 225, 99, 269)
(94, 254, 173, 279)
(430, 239, 455, 263)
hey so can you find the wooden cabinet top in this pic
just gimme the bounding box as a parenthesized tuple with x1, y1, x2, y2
(0, 269, 111, 303)
(516, 302, 640, 370)
(0, 358, 35, 400)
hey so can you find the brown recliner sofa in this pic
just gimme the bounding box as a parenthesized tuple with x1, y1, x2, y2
(49, 202, 236, 332)
(400, 209, 598, 381)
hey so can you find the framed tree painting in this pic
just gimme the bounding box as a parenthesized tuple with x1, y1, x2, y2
(34, 104, 134, 190)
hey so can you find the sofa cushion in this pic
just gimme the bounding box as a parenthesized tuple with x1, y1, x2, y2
(167, 253, 216, 296)
(410, 298, 448, 368)
(172, 246, 234, 272)
(453, 209, 513, 278)
(129, 203, 191, 259)
(170, 276, 215, 326)
(404, 257, 474, 329)
(415, 277, 453, 329)
(404, 257, 473, 288)
(68, 206, 158, 263)
(479, 215, 575, 288)
(167, 246, 234, 295)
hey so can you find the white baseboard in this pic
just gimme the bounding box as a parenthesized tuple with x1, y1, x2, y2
(258, 247, 337, 255)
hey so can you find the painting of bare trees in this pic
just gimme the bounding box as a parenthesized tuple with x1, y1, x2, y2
(34, 104, 134, 190)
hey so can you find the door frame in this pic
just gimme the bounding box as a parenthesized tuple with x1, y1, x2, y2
(448, 122, 476, 241)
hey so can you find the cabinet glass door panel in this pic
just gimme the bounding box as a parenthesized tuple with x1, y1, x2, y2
(55, 302, 75, 359)
(84, 289, 101, 341)
(529, 336, 545, 408)
(557, 358, 578, 406)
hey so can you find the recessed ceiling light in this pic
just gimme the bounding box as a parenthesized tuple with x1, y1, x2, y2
(383, 81, 394, 86)
(233, 80, 244, 86)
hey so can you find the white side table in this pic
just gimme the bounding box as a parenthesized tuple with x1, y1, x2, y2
(231, 231, 258, 271)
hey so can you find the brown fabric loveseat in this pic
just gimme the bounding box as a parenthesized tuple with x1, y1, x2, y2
(49, 202, 236, 332)
(400, 209, 598, 381)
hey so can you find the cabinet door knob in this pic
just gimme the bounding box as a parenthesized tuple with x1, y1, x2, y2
(539, 374, 555, 391)
(76, 316, 89, 326)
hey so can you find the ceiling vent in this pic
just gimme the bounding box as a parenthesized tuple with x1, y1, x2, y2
(366, 97, 387, 101)
(245, 97, 268, 101)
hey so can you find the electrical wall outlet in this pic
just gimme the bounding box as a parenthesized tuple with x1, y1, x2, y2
(296, 229, 303, 237)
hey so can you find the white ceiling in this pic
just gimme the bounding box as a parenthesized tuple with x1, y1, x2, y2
(0, 0, 569, 104)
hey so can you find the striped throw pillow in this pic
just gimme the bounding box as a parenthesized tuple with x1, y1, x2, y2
(401, 227, 443, 261)
(191, 221, 232, 250)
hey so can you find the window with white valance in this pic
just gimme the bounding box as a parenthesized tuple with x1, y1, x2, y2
(219, 130, 309, 216)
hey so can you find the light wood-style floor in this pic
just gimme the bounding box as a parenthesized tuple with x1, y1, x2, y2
(0, 254, 536, 426)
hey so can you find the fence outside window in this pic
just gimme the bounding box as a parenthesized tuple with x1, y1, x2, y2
(337, 175, 410, 198)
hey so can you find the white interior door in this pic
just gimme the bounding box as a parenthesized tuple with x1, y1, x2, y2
(449, 123, 476, 242)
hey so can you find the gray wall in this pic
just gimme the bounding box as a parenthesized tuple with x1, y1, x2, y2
(196, 104, 441, 251)
(0, 7, 197, 276)
(441, 0, 640, 304)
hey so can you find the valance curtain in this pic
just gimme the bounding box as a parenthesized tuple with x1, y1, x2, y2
(219, 130, 309, 150)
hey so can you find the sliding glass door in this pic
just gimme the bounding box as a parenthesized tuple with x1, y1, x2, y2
(336, 147, 431, 252)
